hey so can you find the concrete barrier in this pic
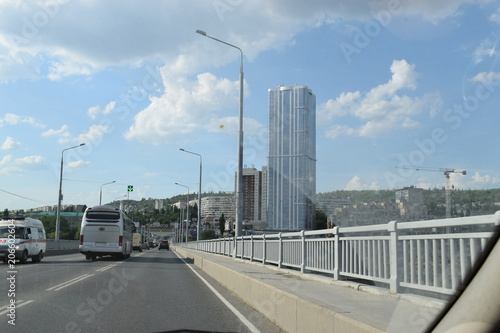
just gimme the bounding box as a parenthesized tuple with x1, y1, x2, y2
(45, 249, 80, 256)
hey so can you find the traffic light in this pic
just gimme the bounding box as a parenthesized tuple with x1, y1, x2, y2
(127, 185, 133, 192)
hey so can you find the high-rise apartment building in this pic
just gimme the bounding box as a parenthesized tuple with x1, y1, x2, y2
(261, 166, 268, 223)
(267, 85, 316, 230)
(242, 167, 262, 223)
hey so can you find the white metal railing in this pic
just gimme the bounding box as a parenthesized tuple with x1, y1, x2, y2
(181, 211, 500, 296)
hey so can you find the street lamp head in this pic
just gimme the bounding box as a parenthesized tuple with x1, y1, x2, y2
(179, 148, 185, 151)
(79, 143, 85, 146)
(195, 29, 207, 36)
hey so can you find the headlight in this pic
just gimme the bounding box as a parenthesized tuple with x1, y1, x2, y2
(15, 245, 20, 250)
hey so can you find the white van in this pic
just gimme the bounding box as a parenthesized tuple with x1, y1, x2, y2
(0, 217, 47, 264)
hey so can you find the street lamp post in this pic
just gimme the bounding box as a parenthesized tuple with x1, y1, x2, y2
(56, 143, 85, 240)
(114, 195, 127, 209)
(99, 181, 116, 205)
(175, 182, 189, 243)
(196, 29, 244, 238)
(180, 148, 202, 241)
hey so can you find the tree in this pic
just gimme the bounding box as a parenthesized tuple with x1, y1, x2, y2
(3, 209, 9, 217)
(315, 209, 327, 230)
(40, 216, 78, 240)
(201, 229, 216, 240)
(219, 213, 226, 236)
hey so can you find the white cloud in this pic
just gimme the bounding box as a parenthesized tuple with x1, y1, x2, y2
(88, 101, 116, 120)
(48, 59, 92, 81)
(42, 124, 110, 145)
(472, 38, 500, 63)
(42, 124, 70, 138)
(0, 154, 44, 174)
(470, 171, 500, 185)
(1, 136, 20, 150)
(124, 70, 263, 144)
(319, 59, 442, 138)
(489, 8, 500, 24)
(0, 113, 44, 128)
(344, 175, 380, 190)
(0, 1, 488, 82)
(74, 124, 110, 145)
(470, 71, 500, 85)
(17, 155, 43, 165)
(0, 154, 12, 166)
(67, 160, 90, 168)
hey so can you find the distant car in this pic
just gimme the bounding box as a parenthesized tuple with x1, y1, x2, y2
(148, 240, 156, 248)
(158, 240, 169, 250)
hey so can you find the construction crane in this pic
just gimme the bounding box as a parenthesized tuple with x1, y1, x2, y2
(395, 166, 466, 218)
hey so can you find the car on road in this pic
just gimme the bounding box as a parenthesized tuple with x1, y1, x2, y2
(158, 240, 169, 250)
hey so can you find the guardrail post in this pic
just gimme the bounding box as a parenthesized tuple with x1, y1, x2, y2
(333, 226, 339, 280)
(388, 220, 399, 293)
(250, 235, 254, 262)
(263, 234, 267, 264)
(278, 232, 283, 269)
(300, 230, 306, 273)
(241, 236, 244, 260)
(233, 236, 238, 258)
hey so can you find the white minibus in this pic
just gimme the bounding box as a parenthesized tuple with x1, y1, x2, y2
(0, 217, 46, 264)
(79, 205, 134, 260)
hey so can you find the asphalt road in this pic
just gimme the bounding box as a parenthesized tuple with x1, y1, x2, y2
(0, 248, 284, 333)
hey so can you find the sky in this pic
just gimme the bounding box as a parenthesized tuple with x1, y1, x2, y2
(0, 0, 499, 211)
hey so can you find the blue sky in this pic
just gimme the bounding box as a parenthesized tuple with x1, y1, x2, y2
(0, 0, 499, 210)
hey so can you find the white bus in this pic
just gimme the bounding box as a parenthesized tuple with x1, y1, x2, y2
(79, 205, 134, 260)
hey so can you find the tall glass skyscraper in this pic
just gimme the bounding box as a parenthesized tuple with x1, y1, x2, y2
(267, 85, 316, 230)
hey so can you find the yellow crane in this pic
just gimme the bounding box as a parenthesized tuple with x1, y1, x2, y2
(395, 166, 466, 218)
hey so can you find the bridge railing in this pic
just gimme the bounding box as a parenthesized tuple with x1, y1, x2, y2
(183, 211, 500, 296)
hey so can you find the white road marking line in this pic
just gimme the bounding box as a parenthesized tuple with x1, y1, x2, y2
(97, 264, 117, 272)
(46, 274, 94, 291)
(173, 251, 261, 333)
(60, 256, 81, 261)
(0, 300, 35, 315)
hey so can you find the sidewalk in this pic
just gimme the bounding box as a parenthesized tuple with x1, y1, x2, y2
(173, 246, 446, 333)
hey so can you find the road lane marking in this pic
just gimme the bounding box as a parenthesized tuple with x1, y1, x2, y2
(46, 274, 94, 291)
(60, 256, 81, 261)
(97, 264, 117, 272)
(173, 251, 260, 333)
(0, 300, 35, 315)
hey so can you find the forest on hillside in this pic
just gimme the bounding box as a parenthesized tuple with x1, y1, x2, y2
(318, 188, 500, 216)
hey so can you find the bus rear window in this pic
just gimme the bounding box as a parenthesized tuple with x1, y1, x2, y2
(85, 211, 120, 221)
